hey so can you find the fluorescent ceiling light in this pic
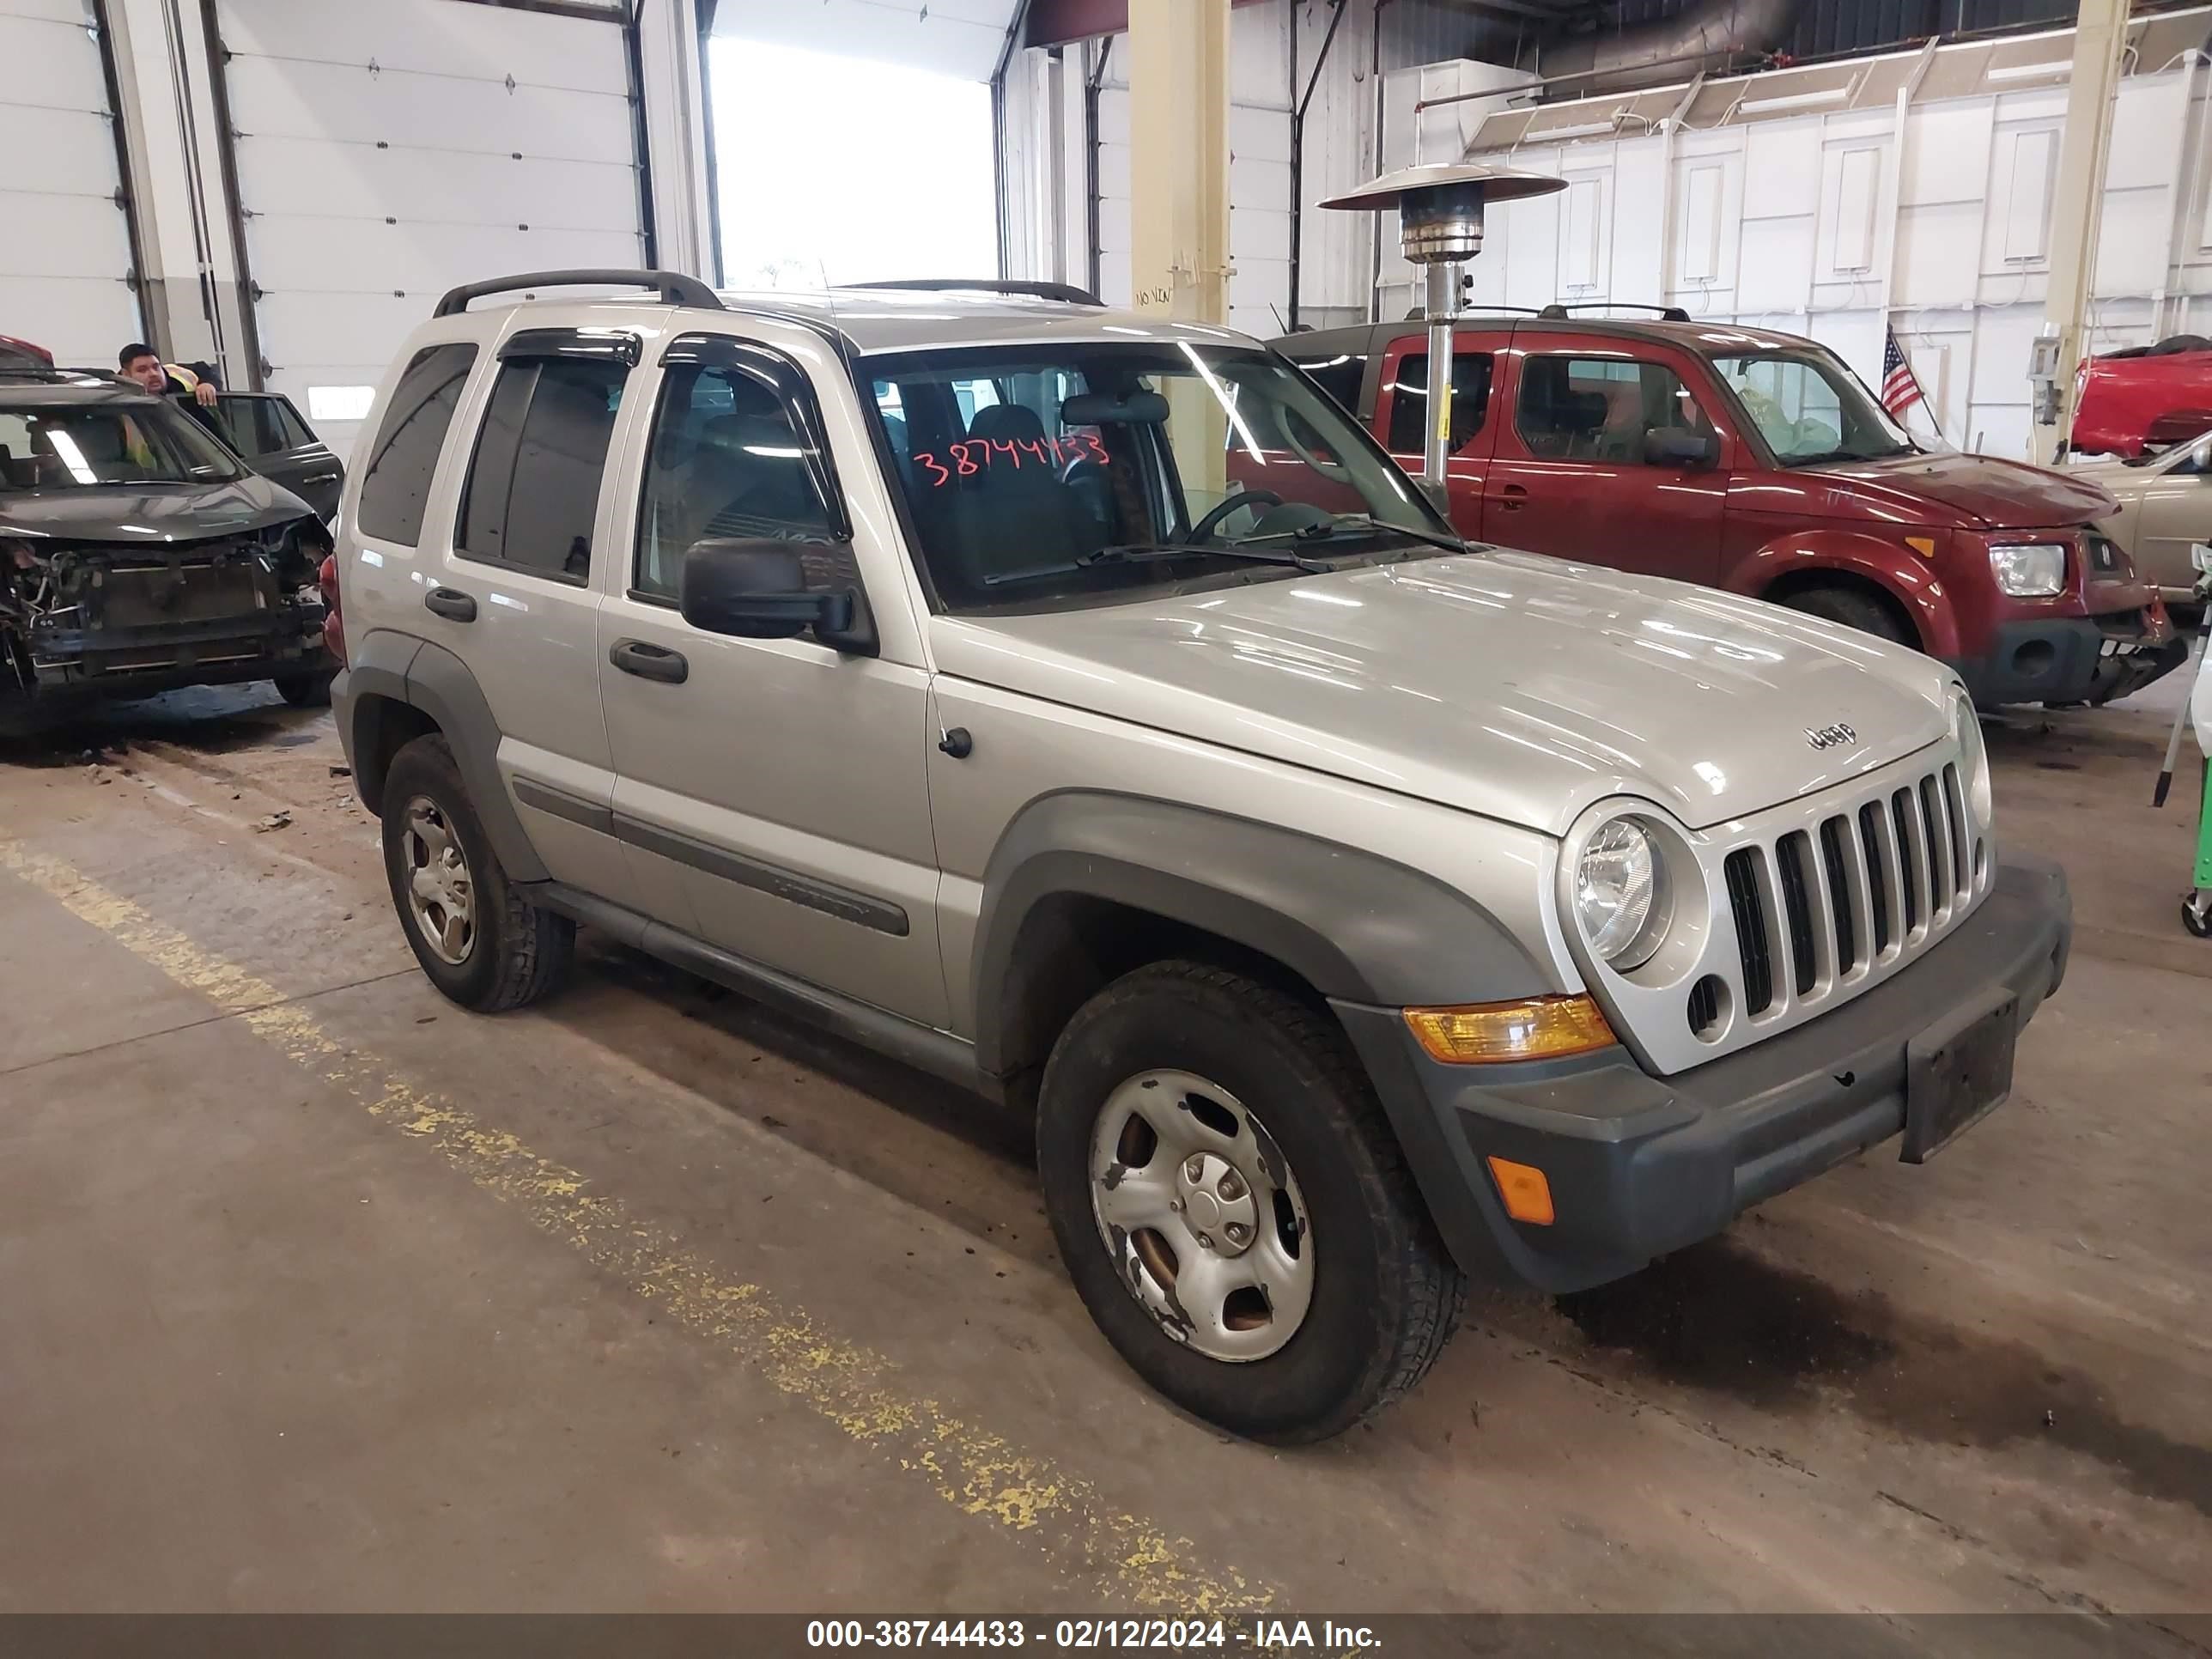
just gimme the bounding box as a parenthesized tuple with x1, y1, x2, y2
(1532, 118, 1619, 142)
(1985, 59, 2070, 82)
(1737, 86, 1850, 114)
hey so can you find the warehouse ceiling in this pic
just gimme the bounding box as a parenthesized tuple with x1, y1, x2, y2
(1442, 0, 2081, 60)
(1411, 0, 2152, 93)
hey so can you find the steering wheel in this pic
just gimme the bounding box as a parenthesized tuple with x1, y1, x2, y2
(1185, 489, 1283, 544)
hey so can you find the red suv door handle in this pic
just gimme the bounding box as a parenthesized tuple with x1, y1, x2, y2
(1495, 483, 1528, 511)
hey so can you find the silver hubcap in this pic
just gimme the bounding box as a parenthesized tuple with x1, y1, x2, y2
(1089, 1069, 1314, 1363)
(400, 796, 476, 966)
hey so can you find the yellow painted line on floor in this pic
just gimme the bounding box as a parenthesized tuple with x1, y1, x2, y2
(0, 839, 1273, 1615)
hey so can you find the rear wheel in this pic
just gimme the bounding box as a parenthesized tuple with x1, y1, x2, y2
(380, 733, 572, 1011)
(1778, 584, 1913, 647)
(1036, 961, 1464, 1443)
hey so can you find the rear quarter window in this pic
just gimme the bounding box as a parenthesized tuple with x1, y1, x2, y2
(1290, 352, 1366, 415)
(356, 343, 478, 545)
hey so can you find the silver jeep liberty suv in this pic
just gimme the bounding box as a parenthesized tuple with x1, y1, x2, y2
(331, 270, 2072, 1443)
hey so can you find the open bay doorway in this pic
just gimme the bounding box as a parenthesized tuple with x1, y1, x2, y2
(708, 37, 1000, 290)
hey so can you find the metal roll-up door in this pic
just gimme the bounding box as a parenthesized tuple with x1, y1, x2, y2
(207, 0, 645, 457)
(0, 0, 141, 368)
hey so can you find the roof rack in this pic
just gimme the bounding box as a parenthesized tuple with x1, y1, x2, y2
(433, 269, 722, 318)
(1536, 302, 1693, 322)
(851, 278, 1104, 307)
(0, 365, 109, 386)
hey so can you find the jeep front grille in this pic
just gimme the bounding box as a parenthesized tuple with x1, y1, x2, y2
(1723, 765, 1976, 1013)
(1564, 738, 1992, 1077)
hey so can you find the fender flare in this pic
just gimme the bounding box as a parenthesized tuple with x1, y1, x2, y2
(968, 791, 1547, 1078)
(333, 631, 547, 884)
(1729, 532, 1964, 658)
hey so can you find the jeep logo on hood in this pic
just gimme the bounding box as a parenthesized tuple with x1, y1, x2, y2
(1806, 722, 1860, 751)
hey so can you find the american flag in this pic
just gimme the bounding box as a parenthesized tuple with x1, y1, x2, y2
(1881, 327, 1926, 420)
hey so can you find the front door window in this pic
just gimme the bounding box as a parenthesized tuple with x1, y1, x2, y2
(1514, 356, 1712, 465)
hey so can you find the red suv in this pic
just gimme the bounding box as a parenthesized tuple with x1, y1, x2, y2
(1275, 313, 2183, 708)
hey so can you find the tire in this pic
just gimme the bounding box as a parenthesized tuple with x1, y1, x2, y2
(1036, 960, 1465, 1443)
(380, 733, 573, 1012)
(2184, 895, 2212, 939)
(1779, 585, 1913, 647)
(274, 668, 335, 708)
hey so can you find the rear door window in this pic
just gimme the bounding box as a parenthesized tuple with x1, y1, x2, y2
(1385, 350, 1494, 454)
(456, 355, 629, 583)
(356, 343, 478, 545)
(214, 398, 284, 457)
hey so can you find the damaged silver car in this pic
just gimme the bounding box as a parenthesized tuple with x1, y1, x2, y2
(1, 370, 336, 732)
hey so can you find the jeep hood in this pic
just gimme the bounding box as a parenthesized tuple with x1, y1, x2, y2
(0, 471, 309, 544)
(933, 551, 1956, 836)
(1787, 451, 2117, 530)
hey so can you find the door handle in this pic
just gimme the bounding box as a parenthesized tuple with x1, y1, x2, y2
(1494, 483, 1528, 511)
(609, 638, 689, 684)
(424, 586, 477, 623)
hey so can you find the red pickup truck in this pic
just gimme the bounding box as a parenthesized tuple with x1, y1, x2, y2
(1274, 313, 2184, 708)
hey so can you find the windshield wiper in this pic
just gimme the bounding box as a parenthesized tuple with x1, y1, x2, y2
(1788, 445, 1916, 467)
(1077, 542, 1333, 574)
(1233, 513, 1470, 556)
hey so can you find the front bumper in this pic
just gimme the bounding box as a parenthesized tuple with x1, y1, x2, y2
(1950, 611, 2184, 706)
(1335, 856, 2072, 1294)
(3, 607, 329, 730)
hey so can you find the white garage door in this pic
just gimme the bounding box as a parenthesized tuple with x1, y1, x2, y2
(0, 0, 139, 368)
(210, 0, 644, 457)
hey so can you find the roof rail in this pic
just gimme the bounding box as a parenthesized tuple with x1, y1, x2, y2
(0, 365, 94, 385)
(1536, 302, 1693, 322)
(851, 278, 1104, 307)
(433, 269, 722, 319)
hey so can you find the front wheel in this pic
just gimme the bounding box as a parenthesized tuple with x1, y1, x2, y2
(274, 667, 335, 708)
(1778, 585, 1913, 647)
(1036, 961, 1464, 1443)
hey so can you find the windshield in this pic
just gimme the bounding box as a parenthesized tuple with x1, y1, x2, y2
(865, 341, 1454, 613)
(1709, 349, 1914, 466)
(0, 399, 243, 492)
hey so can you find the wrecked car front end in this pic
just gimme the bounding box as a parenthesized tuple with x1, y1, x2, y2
(3, 521, 330, 704)
(0, 382, 332, 726)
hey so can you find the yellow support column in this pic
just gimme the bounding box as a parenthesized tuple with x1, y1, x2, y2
(1128, 0, 1231, 501)
(2035, 0, 2130, 465)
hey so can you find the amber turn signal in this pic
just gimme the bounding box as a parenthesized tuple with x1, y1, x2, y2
(1905, 535, 1938, 560)
(1486, 1156, 1556, 1225)
(1402, 995, 1617, 1064)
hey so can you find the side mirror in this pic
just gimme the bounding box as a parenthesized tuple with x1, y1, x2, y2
(679, 538, 866, 648)
(1644, 426, 1721, 468)
(2189, 439, 2212, 476)
(2190, 541, 2212, 575)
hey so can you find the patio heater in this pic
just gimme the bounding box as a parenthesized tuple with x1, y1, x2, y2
(1322, 162, 1566, 487)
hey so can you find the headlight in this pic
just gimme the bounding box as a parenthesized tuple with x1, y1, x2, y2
(1574, 818, 1670, 969)
(1952, 690, 1993, 827)
(1989, 543, 2067, 598)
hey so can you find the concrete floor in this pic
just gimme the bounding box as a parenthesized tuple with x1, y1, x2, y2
(0, 673, 2206, 1629)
